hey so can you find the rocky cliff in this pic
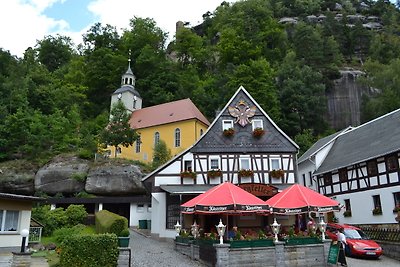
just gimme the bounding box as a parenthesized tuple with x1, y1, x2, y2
(0, 155, 146, 196)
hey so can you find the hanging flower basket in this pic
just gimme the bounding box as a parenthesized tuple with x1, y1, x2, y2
(238, 169, 254, 178)
(252, 127, 265, 138)
(372, 207, 382, 215)
(269, 169, 284, 179)
(223, 128, 235, 137)
(207, 169, 222, 178)
(180, 171, 196, 179)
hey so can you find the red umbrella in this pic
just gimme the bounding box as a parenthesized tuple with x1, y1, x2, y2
(265, 184, 341, 215)
(181, 182, 269, 214)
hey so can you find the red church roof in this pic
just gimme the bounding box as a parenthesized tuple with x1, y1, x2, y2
(129, 98, 210, 129)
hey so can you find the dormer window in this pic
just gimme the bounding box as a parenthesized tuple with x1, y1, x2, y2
(252, 119, 263, 130)
(222, 120, 233, 130)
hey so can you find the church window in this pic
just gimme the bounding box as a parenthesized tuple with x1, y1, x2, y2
(135, 136, 141, 153)
(154, 132, 160, 146)
(175, 128, 181, 147)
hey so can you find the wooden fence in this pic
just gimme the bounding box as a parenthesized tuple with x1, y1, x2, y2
(360, 227, 400, 242)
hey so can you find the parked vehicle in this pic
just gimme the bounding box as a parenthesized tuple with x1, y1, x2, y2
(326, 223, 383, 258)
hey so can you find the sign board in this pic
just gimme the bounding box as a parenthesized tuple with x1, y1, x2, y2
(327, 242, 340, 265)
(238, 183, 278, 197)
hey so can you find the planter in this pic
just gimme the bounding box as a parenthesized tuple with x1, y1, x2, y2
(118, 237, 130, 247)
(207, 170, 222, 179)
(223, 128, 235, 137)
(372, 208, 382, 215)
(230, 239, 274, 248)
(269, 169, 284, 179)
(284, 237, 321, 246)
(252, 128, 265, 138)
(238, 169, 254, 178)
(180, 171, 196, 179)
(195, 239, 219, 246)
(343, 210, 352, 217)
(175, 236, 194, 244)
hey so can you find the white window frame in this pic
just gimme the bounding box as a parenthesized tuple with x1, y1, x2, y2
(270, 158, 281, 170)
(175, 128, 181, 147)
(137, 204, 144, 213)
(252, 119, 263, 131)
(0, 210, 19, 232)
(154, 132, 160, 146)
(222, 120, 234, 130)
(135, 136, 141, 153)
(209, 156, 220, 170)
(184, 160, 193, 172)
(239, 156, 251, 170)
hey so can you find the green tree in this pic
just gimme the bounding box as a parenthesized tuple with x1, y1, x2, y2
(36, 35, 74, 72)
(152, 140, 171, 168)
(98, 101, 138, 157)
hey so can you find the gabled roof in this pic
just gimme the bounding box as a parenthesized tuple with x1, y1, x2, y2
(129, 98, 210, 129)
(142, 86, 298, 182)
(191, 86, 298, 153)
(298, 127, 352, 164)
(315, 109, 400, 175)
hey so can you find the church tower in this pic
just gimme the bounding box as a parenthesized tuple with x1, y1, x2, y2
(110, 51, 142, 115)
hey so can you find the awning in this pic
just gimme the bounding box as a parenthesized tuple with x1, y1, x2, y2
(160, 185, 214, 195)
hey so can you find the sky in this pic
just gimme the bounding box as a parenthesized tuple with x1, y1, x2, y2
(0, 0, 237, 58)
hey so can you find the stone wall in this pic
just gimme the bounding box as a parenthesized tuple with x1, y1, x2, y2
(117, 247, 131, 267)
(175, 240, 332, 267)
(379, 241, 400, 261)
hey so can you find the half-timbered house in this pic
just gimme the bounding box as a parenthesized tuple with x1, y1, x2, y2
(298, 109, 400, 226)
(142, 86, 299, 239)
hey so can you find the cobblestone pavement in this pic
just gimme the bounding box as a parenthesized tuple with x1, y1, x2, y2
(346, 255, 400, 267)
(131, 230, 205, 267)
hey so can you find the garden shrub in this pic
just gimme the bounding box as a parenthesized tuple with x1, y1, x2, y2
(95, 210, 128, 236)
(60, 234, 118, 267)
(65, 204, 88, 226)
(53, 224, 85, 244)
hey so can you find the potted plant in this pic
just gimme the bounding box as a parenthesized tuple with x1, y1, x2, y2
(343, 210, 352, 217)
(223, 128, 235, 137)
(180, 170, 196, 179)
(252, 127, 265, 138)
(118, 228, 130, 247)
(207, 169, 222, 178)
(269, 169, 284, 179)
(372, 207, 382, 215)
(238, 169, 254, 178)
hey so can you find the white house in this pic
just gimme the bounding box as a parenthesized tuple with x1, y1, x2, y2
(142, 86, 299, 239)
(298, 109, 400, 226)
(0, 193, 42, 251)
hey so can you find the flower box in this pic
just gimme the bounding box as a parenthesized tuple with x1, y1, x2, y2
(252, 127, 265, 138)
(372, 207, 382, 215)
(175, 236, 194, 244)
(180, 171, 196, 179)
(223, 128, 235, 137)
(238, 169, 254, 178)
(207, 169, 222, 178)
(343, 210, 352, 217)
(284, 237, 321, 246)
(269, 169, 284, 179)
(393, 205, 400, 213)
(118, 237, 130, 247)
(195, 239, 219, 246)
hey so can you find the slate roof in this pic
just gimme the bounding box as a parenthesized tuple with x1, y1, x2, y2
(191, 86, 298, 153)
(113, 85, 141, 97)
(129, 98, 210, 129)
(315, 109, 400, 175)
(298, 127, 352, 164)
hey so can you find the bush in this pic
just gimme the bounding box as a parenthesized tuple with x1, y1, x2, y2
(65, 205, 88, 226)
(95, 210, 128, 236)
(119, 228, 130, 237)
(53, 224, 85, 244)
(60, 234, 118, 267)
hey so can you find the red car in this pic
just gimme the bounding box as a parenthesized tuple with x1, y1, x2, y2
(326, 223, 383, 258)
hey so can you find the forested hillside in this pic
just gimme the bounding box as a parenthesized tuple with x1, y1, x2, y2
(1, 0, 400, 162)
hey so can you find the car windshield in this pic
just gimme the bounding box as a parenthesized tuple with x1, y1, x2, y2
(344, 229, 369, 239)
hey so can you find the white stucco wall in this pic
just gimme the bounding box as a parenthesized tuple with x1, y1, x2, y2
(0, 210, 31, 248)
(335, 185, 400, 225)
(129, 203, 151, 227)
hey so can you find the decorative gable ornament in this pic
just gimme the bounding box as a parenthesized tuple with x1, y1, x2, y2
(228, 100, 256, 127)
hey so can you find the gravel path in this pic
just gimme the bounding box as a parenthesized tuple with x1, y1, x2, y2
(130, 230, 205, 267)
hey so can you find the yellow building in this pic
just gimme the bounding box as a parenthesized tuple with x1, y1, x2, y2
(109, 61, 209, 163)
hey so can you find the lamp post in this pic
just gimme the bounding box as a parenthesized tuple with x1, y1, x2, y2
(216, 219, 226, 245)
(20, 229, 29, 253)
(191, 221, 199, 238)
(271, 218, 281, 243)
(174, 221, 182, 237)
(318, 217, 327, 241)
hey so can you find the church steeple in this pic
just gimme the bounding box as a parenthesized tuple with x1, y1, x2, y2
(121, 50, 136, 88)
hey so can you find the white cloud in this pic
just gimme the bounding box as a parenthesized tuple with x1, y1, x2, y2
(0, 0, 69, 57)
